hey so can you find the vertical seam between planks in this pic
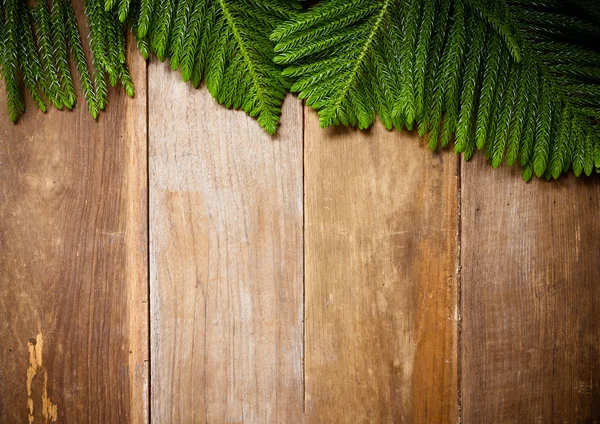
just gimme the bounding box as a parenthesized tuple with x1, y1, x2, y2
(456, 156, 463, 424)
(302, 100, 307, 417)
(146, 56, 152, 424)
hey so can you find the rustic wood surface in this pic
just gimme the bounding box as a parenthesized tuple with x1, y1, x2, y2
(0, 35, 148, 424)
(148, 63, 304, 423)
(1, 22, 599, 424)
(303, 111, 459, 423)
(461, 157, 600, 423)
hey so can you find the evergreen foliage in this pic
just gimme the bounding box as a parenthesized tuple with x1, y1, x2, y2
(0, 0, 298, 135)
(144, 0, 301, 134)
(0, 0, 599, 180)
(273, 0, 600, 180)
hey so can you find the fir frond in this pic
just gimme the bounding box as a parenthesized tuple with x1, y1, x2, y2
(572, 116, 586, 177)
(170, 0, 300, 134)
(413, 0, 435, 120)
(188, 0, 216, 88)
(179, 0, 209, 81)
(439, 0, 467, 148)
(454, 14, 486, 158)
(491, 60, 519, 168)
(2, 0, 600, 179)
(505, 59, 533, 166)
(84, 0, 113, 109)
(474, 35, 502, 150)
(120, 62, 135, 97)
(33, 0, 64, 109)
(428, 0, 466, 150)
(211, 0, 299, 133)
(549, 105, 571, 178)
(483, 48, 512, 163)
(1, 0, 25, 122)
(17, 2, 47, 113)
(168, 0, 192, 70)
(397, 0, 421, 127)
(118, 0, 131, 22)
(62, 0, 99, 118)
(519, 71, 541, 171)
(51, 0, 77, 108)
(464, 0, 521, 61)
(274, 0, 395, 129)
(0, 0, 294, 135)
(106, 9, 122, 86)
(127, 0, 150, 58)
(149, 0, 176, 61)
(275, 0, 600, 178)
(419, 0, 451, 138)
(532, 76, 554, 177)
(115, 18, 127, 65)
(136, 0, 153, 38)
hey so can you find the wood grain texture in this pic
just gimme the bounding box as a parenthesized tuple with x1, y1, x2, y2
(461, 157, 600, 423)
(0, 32, 148, 424)
(304, 111, 459, 423)
(148, 63, 304, 423)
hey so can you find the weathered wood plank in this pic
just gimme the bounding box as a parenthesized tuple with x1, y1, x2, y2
(461, 157, 600, 423)
(148, 63, 304, 423)
(303, 111, 460, 423)
(0, 32, 148, 424)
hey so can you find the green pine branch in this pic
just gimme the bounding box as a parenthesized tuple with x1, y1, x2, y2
(62, 0, 100, 118)
(34, 0, 64, 110)
(162, 0, 301, 134)
(17, 1, 47, 113)
(1, 0, 599, 181)
(2, 0, 25, 122)
(51, 0, 77, 108)
(273, 0, 600, 180)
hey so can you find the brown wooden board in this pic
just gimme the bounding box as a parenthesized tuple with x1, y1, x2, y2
(0, 35, 148, 423)
(3, 23, 600, 421)
(148, 63, 304, 423)
(461, 157, 600, 423)
(303, 110, 460, 423)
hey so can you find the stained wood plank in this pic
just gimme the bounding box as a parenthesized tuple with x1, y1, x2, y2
(461, 157, 600, 423)
(0, 33, 148, 423)
(304, 111, 459, 423)
(148, 63, 304, 423)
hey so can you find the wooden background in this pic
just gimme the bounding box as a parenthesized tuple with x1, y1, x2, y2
(1, 35, 599, 424)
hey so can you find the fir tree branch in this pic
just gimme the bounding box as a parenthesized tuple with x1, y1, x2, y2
(34, 0, 64, 109)
(51, 0, 77, 108)
(2, 0, 25, 122)
(62, 0, 99, 118)
(17, 2, 47, 113)
(2, 0, 599, 181)
(274, 0, 600, 179)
